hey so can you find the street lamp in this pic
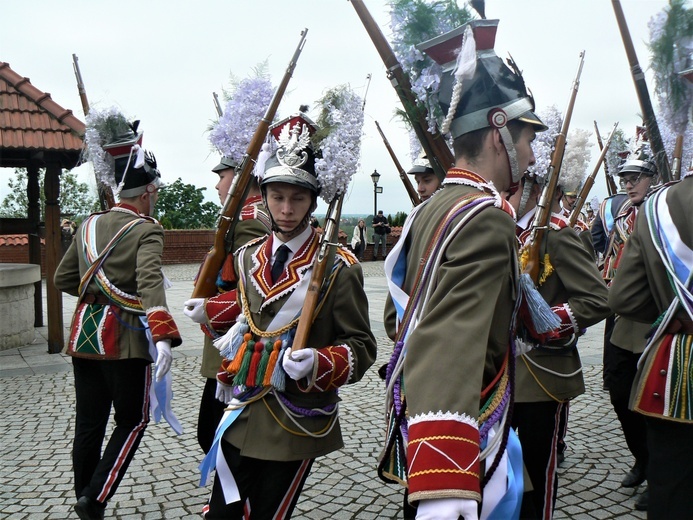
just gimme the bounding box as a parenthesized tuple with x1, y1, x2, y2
(371, 169, 382, 219)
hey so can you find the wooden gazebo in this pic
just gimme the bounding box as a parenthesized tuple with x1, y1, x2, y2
(0, 61, 85, 353)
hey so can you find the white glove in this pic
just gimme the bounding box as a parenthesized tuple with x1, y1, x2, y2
(282, 348, 315, 381)
(154, 339, 172, 382)
(183, 298, 206, 324)
(416, 497, 479, 520)
(215, 381, 234, 404)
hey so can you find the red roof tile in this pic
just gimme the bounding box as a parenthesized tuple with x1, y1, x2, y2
(0, 61, 85, 157)
(0, 234, 44, 246)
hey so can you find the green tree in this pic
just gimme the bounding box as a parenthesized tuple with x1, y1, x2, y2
(0, 168, 99, 221)
(154, 178, 219, 229)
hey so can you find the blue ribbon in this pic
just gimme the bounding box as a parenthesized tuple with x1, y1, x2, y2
(486, 428, 523, 520)
(198, 407, 244, 487)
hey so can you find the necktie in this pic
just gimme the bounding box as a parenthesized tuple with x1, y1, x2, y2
(271, 244, 290, 283)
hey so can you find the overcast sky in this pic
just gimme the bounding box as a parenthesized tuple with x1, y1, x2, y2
(1, 0, 672, 216)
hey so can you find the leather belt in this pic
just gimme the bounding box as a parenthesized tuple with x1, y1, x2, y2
(82, 293, 111, 305)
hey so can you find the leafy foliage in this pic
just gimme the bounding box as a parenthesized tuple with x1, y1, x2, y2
(0, 168, 99, 221)
(154, 178, 219, 229)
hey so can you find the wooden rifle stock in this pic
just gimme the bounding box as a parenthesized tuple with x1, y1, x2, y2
(671, 135, 683, 181)
(612, 0, 671, 182)
(374, 121, 421, 206)
(191, 28, 308, 299)
(524, 51, 585, 283)
(349, 0, 454, 180)
(594, 120, 618, 196)
(570, 122, 618, 228)
(291, 194, 344, 352)
(72, 54, 115, 210)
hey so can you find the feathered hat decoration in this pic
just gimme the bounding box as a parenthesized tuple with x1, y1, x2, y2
(559, 128, 593, 195)
(208, 67, 274, 177)
(313, 85, 365, 203)
(648, 0, 693, 177)
(84, 106, 144, 195)
(389, 0, 475, 133)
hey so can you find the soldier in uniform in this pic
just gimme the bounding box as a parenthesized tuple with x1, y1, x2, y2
(407, 152, 442, 202)
(183, 156, 270, 455)
(608, 171, 693, 519)
(600, 156, 658, 511)
(200, 113, 376, 519)
(55, 121, 182, 520)
(511, 172, 610, 519)
(382, 19, 546, 519)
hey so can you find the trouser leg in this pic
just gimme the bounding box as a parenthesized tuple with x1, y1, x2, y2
(645, 417, 693, 520)
(512, 401, 563, 520)
(206, 439, 314, 520)
(198, 377, 227, 454)
(72, 357, 111, 499)
(81, 358, 151, 504)
(604, 342, 648, 467)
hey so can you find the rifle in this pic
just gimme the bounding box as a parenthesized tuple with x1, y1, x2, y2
(671, 134, 683, 181)
(594, 120, 619, 197)
(349, 0, 454, 180)
(72, 54, 116, 210)
(612, 0, 671, 182)
(570, 122, 618, 228)
(213, 92, 223, 117)
(374, 121, 421, 206)
(524, 51, 585, 283)
(291, 194, 344, 352)
(191, 28, 308, 299)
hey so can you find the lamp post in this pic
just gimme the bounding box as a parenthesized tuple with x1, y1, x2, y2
(370, 169, 382, 219)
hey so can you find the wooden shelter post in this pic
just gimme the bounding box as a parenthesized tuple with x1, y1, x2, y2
(26, 161, 43, 327)
(44, 160, 64, 353)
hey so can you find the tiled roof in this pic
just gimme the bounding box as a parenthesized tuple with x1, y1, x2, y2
(0, 234, 44, 246)
(0, 61, 85, 163)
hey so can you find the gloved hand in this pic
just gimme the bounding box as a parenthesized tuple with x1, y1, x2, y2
(154, 340, 172, 382)
(282, 348, 315, 381)
(416, 497, 479, 520)
(215, 381, 234, 404)
(183, 298, 206, 324)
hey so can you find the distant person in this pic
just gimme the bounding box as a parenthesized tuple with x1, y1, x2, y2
(371, 209, 388, 260)
(351, 218, 366, 261)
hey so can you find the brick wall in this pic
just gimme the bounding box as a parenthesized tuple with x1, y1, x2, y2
(162, 229, 214, 265)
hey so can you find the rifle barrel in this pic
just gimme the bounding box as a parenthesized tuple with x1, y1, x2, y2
(611, 0, 671, 182)
(349, 0, 454, 180)
(374, 121, 421, 206)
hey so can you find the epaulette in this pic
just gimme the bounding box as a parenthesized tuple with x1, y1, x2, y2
(549, 212, 570, 231)
(236, 234, 268, 255)
(335, 245, 358, 266)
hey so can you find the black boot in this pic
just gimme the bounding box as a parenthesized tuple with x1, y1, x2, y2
(634, 487, 648, 511)
(74, 496, 105, 520)
(621, 461, 646, 488)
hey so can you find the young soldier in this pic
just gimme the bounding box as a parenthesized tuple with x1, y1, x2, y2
(183, 156, 270, 454)
(55, 121, 181, 520)
(512, 173, 610, 519)
(601, 156, 658, 511)
(201, 114, 376, 519)
(608, 171, 693, 519)
(407, 152, 442, 201)
(382, 19, 546, 519)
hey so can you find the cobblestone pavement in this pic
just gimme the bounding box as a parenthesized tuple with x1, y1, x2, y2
(0, 262, 647, 519)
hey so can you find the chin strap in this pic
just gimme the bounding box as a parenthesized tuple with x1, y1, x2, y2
(497, 125, 521, 184)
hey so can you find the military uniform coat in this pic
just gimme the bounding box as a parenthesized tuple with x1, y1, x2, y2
(609, 176, 693, 422)
(386, 169, 519, 503)
(55, 204, 181, 360)
(221, 229, 377, 461)
(516, 213, 610, 402)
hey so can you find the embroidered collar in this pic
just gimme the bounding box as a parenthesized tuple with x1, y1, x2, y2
(443, 168, 515, 219)
(112, 203, 142, 216)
